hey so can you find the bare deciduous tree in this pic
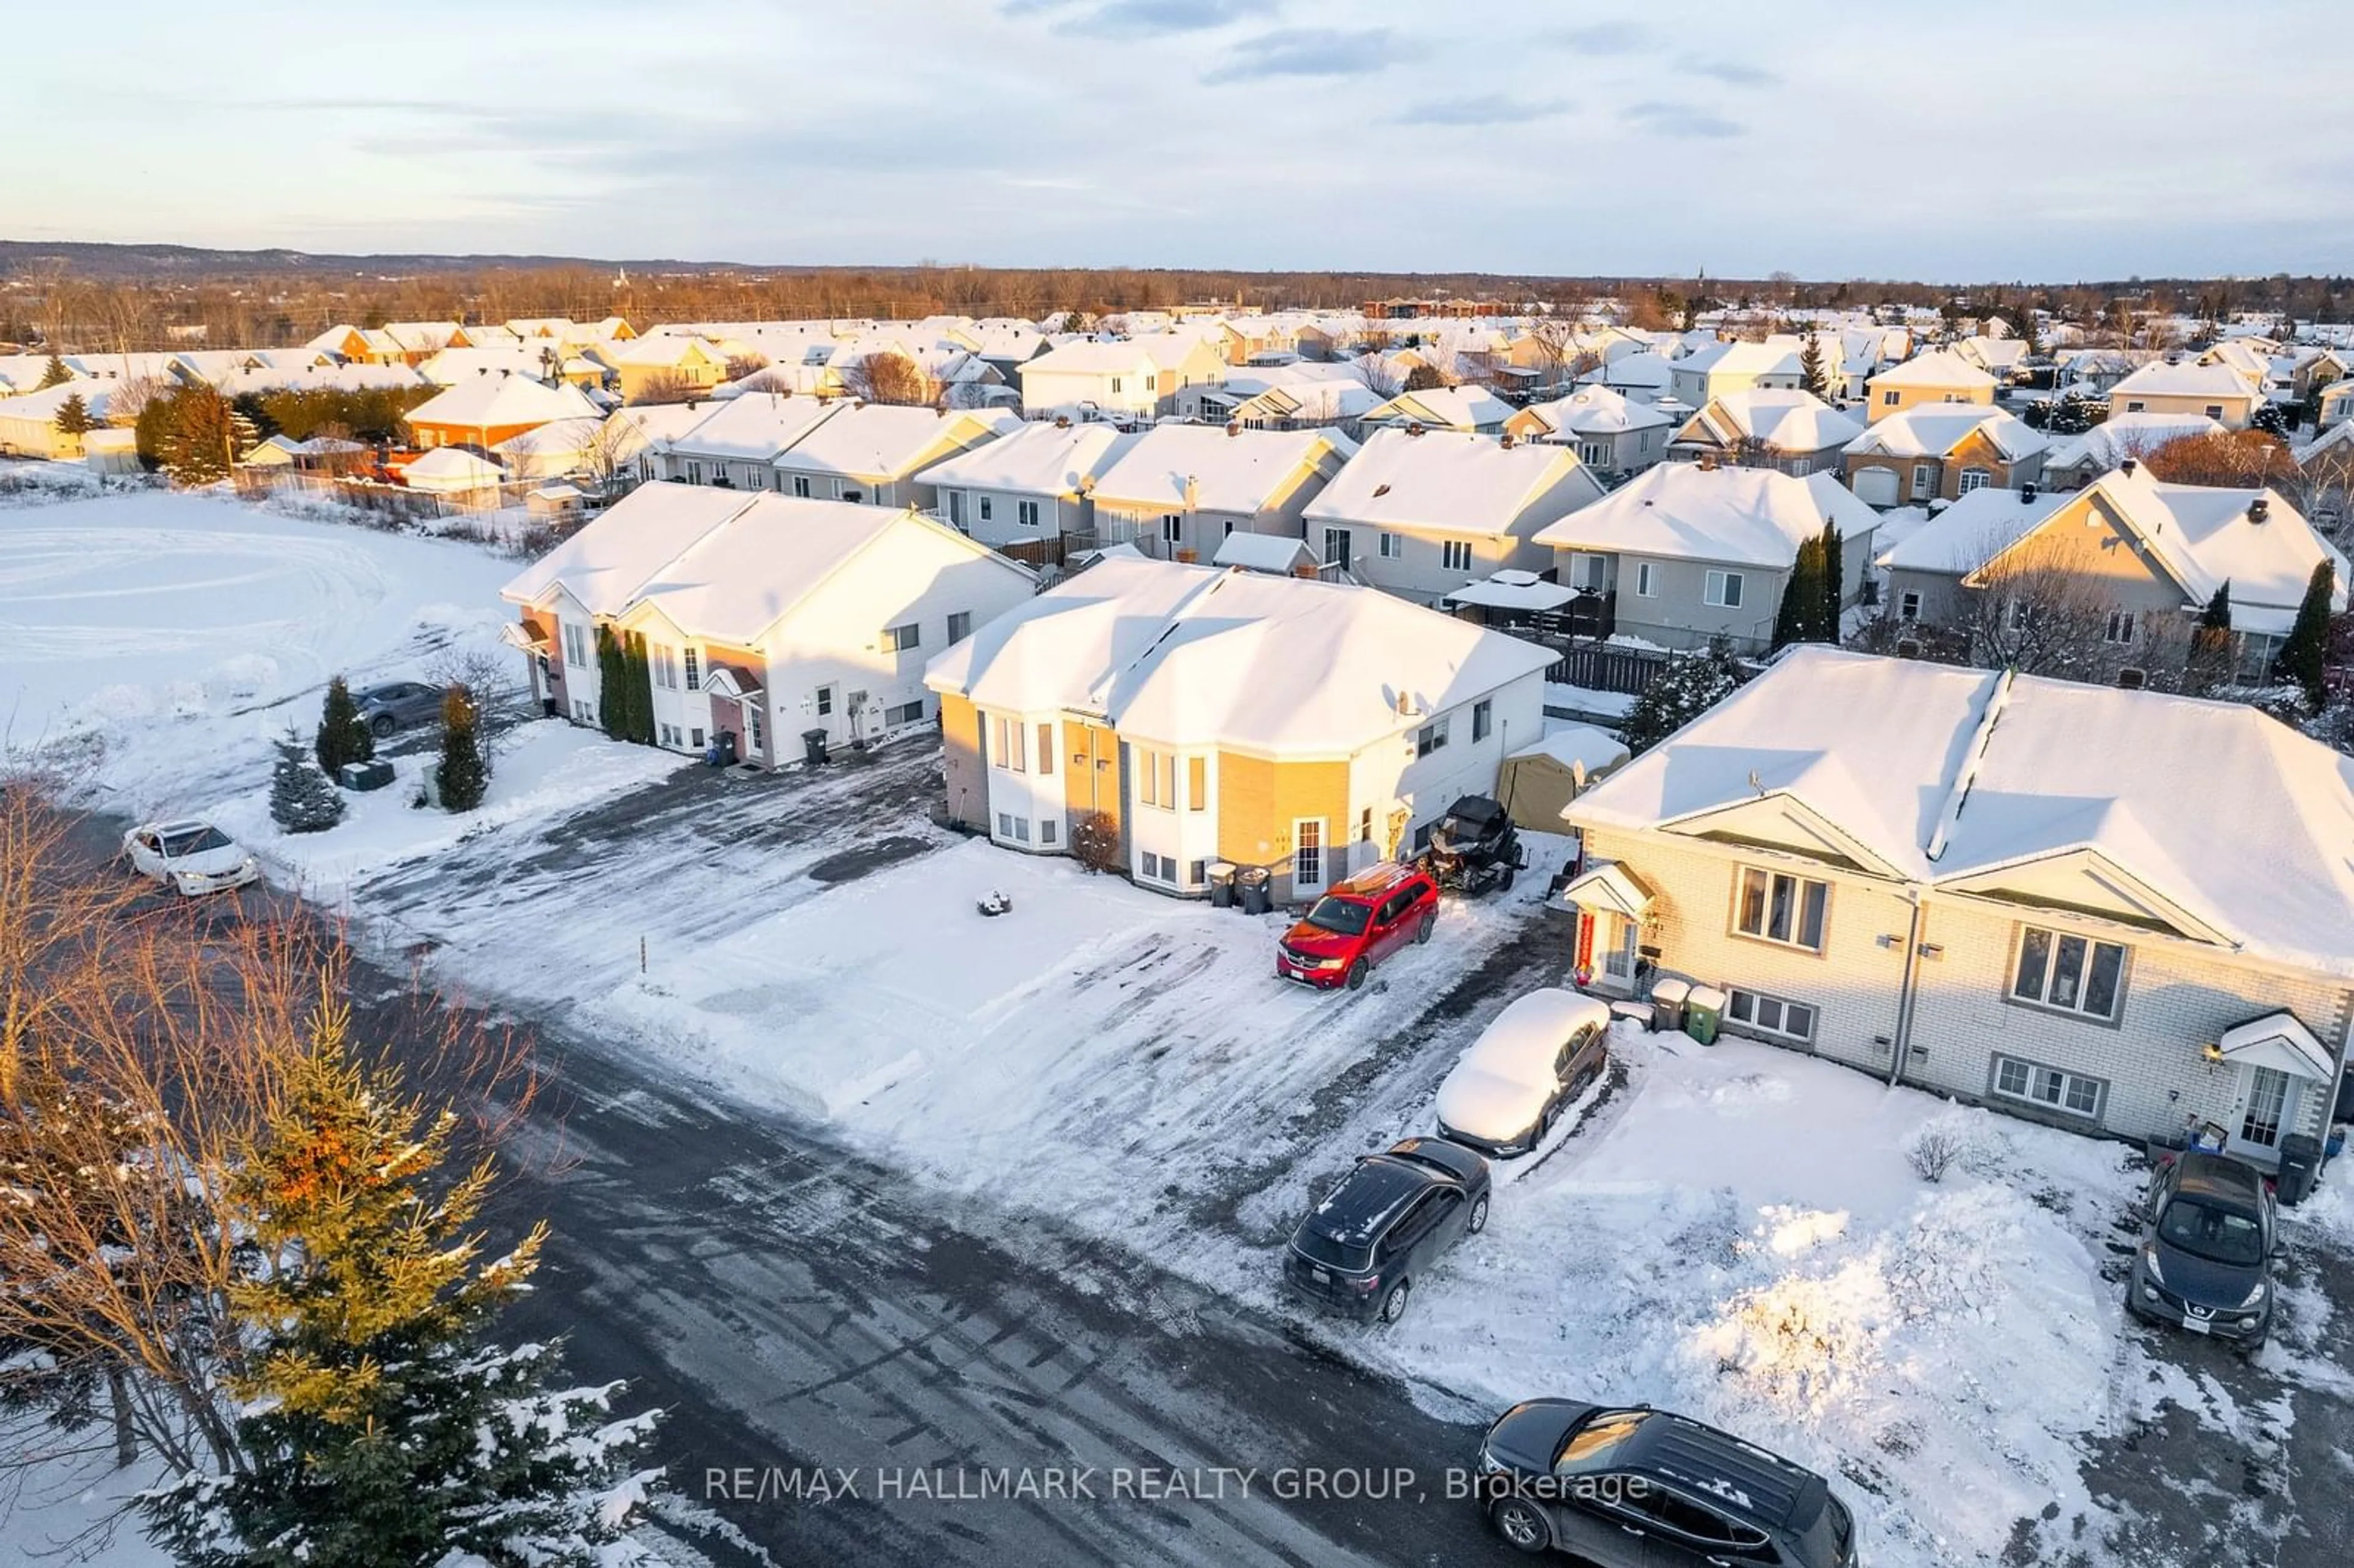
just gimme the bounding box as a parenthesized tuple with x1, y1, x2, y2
(628, 371, 703, 406)
(840, 351, 942, 408)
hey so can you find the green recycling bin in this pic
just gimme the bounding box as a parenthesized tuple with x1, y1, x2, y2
(1683, 984, 1725, 1046)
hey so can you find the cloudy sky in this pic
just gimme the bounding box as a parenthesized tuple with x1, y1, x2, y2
(16, 0, 2353, 279)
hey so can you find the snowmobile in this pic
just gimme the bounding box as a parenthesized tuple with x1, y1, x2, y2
(1417, 795, 1527, 896)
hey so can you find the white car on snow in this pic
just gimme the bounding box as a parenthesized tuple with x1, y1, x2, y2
(122, 819, 260, 897)
(1434, 989, 1613, 1159)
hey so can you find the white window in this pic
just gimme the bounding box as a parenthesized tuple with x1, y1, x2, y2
(1040, 818, 1059, 847)
(1635, 561, 1656, 598)
(658, 722, 680, 746)
(1993, 1054, 2105, 1119)
(1734, 866, 1827, 951)
(1567, 552, 1609, 592)
(562, 622, 588, 668)
(2203, 404, 2224, 419)
(948, 491, 967, 528)
(1471, 699, 1491, 742)
(1017, 499, 1040, 529)
(1881, 389, 1900, 406)
(1415, 717, 1449, 758)
(1187, 754, 1206, 812)
(690, 726, 704, 748)
(815, 685, 834, 718)
(1293, 819, 1324, 888)
(1161, 514, 1183, 544)
(1910, 462, 1935, 499)
(572, 699, 594, 723)
(991, 715, 1026, 772)
(2104, 610, 2136, 645)
(650, 643, 679, 689)
(1727, 988, 1817, 1044)
(1578, 441, 1609, 465)
(997, 812, 1030, 843)
(1957, 467, 1992, 493)
(1442, 539, 1474, 573)
(1140, 850, 1171, 881)
(684, 647, 700, 690)
(1704, 569, 1745, 608)
(2124, 400, 2146, 413)
(1036, 723, 1055, 777)
(885, 700, 924, 726)
(882, 622, 921, 653)
(746, 705, 763, 752)
(791, 474, 812, 498)
(1109, 377, 1123, 394)
(2011, 926, 2126, 1020)
(1378, 530, 1404, 560)
(948, 611, 972, 644)
(2241, 1065, 2291, 1146)
(685, 460, 704, 484)
(1900, 590, 1921, 620)
(978, 495, 994, 522)
(1137, 745, 1178, 809)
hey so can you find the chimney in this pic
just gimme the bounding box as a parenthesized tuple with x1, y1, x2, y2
(1055, 414, 1071, 428)
(1406, 422, 1425, 437)
(1500, 432, 1515, 449)
(1226, 419, 1241, 437)
(2119, 457, 2136, 477)
(2249, 497, 2270, 524)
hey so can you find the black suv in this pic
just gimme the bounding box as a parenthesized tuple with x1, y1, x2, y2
(1284, 1137, 1490, 1325)
(2128, 1150, 2279, 1349)
(1474, 1401, 1859, 1566)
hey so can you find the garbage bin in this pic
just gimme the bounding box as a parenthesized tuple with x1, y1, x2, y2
(1683, 984, 1726, 1046)
(1236, 866, 1273, 916)
(706, 730, 739, 767)
(337, 758, 395, 793)
(801, 728, 831, 766)
(1206, 861, 1238, 910)
(2276, 1132, 2323, 1206)
(1649, 977, 1691, 1035)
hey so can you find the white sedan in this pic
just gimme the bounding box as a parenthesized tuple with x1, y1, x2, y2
(1434, 989, 1613, 1158)
(121, 819, 260, 897)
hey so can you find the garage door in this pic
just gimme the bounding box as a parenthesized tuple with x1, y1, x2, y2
(1853, 466, 1899, 508)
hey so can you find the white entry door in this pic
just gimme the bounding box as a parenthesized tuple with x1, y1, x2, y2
(2226, 1064, 2299, 1163)
(1292, 818, 1327, 897)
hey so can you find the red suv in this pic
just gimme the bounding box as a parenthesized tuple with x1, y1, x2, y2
(1276, 862, 1440, 991)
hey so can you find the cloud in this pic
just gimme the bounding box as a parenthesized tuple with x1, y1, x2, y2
(1068, 0, 1275, 36)
(1680, 58, 1778, 86)
(1550, 21, 1651, 55)
(1203, 27, 1412, 82)
(1622, 101, 1743, 139)
(1394, 94, 1571, 127)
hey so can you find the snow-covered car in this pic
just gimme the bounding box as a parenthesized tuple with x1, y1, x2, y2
(121, 820, 260, 897)
(1434, 989, 1612, 1158)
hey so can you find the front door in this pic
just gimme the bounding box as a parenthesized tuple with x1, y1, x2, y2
(1292, 818, 1327, 897)
(2227, 1064, 2300, 1163)
(1322, 527, 1352, 573)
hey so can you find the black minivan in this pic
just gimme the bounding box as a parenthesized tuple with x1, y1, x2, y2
(1284, 1137, 1490, 1325)
(2128, 1151, 2279, 1348)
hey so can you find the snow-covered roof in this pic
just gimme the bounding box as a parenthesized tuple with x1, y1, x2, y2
(1533, 464, 1878, 569)
(502, 483, 758, 615)
(2108, 360, 2261, 401)
(924, 556, 1556, 756)
(2044, 411, 2225, 473)
(0, 381, 119, 424)
(1873, 485, 2069, 574)
(1089, 424, 1350, 513)
(1569, 647, 2354, 981)
(1678, 340, 1804, 379)
(403, 446, 505, 491)
(1445, 573, 1579, 612)
(1675, 389, 1864, 452)
(1514, 723, 1629, 777)
(1515, 385, 1674, 439)
(1306, 428, 1602, 538)
(1844, 405, 2047, 462)
(772, 405, 1019, 479)
(1022, 335, 1214, 376)
(1210, 532, 1318, 573)
(1362, 384, 1516, 430)
(1579, 350, 1675, 394)
(664, 394, 840, 461)
(1868, 349, 2000, 391)
(405, 373, 599, 432)
(913, 419, 1137, 498)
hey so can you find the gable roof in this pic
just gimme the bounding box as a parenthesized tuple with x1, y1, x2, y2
(1533, 463, 1878, 569)
(913, 419, 1138, 498)
(1868, 349, 2000, 392)
(1675, 389, 1864, 453)
(1305, 428, 1602, 537)
(501, 484, 756, 615)
(405, 373, 599, 432)
(771, 405, 1020, 479)
(1844, 405, 2047, 462)
(1515, 385, 1674, 438)
(1362, 384, 1515, 430)
(664, 394, 841, 462)
(1568, 647, 2354, 978)
(2109, 360, 2262, 401)
(2044, 411, 2225, 473)
(923, 556, 1554, 756)
(1088, 424, 1351, 513)
(1677, 340, 1804, 380)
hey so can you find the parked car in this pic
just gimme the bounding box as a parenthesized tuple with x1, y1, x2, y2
(121, 819, 259, 897)
(1284, 1136, 1490, 1324)
(1435, 989, 1612, 1157)
(2128, 1150, 2278, 1349)
(1275, 862, 1439, 991)
(1474, 1399, 1860, 1566)
(1418, 794, 1526, 896)
(354, 679, 445, 737)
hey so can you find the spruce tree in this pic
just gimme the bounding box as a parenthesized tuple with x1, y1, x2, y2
(1621, 637, 1749, 754)
(2272, 561, 2337, 710)
(162, 387, 238, 484)
(436, 686, 489, 812)
(2201, 582, 2233, 633)
(1818, 522, 1845, 640)
(37, 351, 71, 389)
(1772, 536, 1828, 650)
(270, 734, 345, 834)
(53, 391, 94, 438)
(142, 1011, 656, 1568)
(622, 634, 655, 744)
(1799, 335, 1834, 403)
(596, 625, 628, 740)
(314, 676, 375, 776)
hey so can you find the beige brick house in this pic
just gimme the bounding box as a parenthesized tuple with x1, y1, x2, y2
(1563, 648, 2354, 1169)
(1842, 405, 2047, 506)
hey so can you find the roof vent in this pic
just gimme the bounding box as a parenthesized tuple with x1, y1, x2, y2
(1406, 422, 1425, 437)
(2119, 457, 2136, 477)
(2248, 497, 2270, 524)
(1226, 420, 1241, 437)
(1500, 432, 1516, 449)
(1372, 483, 1392, 498)
(2020, 481, 2037, 503)
(1055, 414, 1071, 428)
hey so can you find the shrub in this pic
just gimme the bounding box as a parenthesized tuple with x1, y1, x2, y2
(1066, 810, 1123, 874)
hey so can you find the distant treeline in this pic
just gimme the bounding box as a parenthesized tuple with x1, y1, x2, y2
(6, 253, 2353, 353)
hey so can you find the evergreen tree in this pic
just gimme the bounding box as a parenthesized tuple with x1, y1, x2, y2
(2044, 391, 2097, 435)
(269, 733, 345, 834)
(53, 391, 94, 438)
(314, 676, 375, 776)
(2252, 400, 2291, 438)
(595, 625, 628, 741)
(2016, 305, 2043, 359)
(1798, 335, 1834, 402)
(2272, 561, 2337, 710)
(436, 687, 489, 812)
(1621, 637, 1750, 754)
(162, 387, 240, 485)
(37, 351, 71, 389)
(1772, 533, 1838, 650)
(2201, 582, 2233, 633)
(1819, 522, 1845, 639)
(622, 634, 655, 744)
(143, 1011, 656, 1568)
